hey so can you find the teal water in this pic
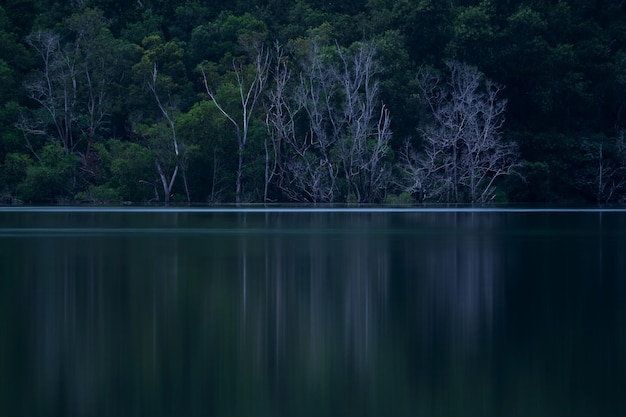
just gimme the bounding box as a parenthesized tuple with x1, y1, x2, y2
(1, 208, 625, 416)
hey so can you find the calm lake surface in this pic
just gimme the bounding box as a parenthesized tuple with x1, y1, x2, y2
(1, 207, 625, 417)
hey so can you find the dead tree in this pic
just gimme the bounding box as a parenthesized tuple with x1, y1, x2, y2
(24, 30, 77, 154)
(271, 41, 392, 203)
(263, 42, 300, 202)
(406, 61, 518, 203)
(335, 42, 392, 203)
(23, 10, 117, 173)
(290, 41, 340, 202)
(595, 130, 626, 203)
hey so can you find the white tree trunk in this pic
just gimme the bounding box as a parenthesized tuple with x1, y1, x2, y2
(202, 44, 270, 204)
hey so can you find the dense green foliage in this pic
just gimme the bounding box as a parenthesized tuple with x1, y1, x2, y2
(1, 0, 625, 204)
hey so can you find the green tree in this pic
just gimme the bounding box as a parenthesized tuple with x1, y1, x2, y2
(0, 6, 33, 102)
(188, 12, 268, 66)
(392, 0, 452, 64)
(0, 0, 37, 37)
(0, 5, 34, 202)
(200, 42, 270, 203)
(131, 35, 194, 204)
(373, 29, 421, 146)
(21, 7, 134, 185)
(18, 142, 78, 203)
(119, 8, 163, 46)
(0, 152, 32, 203)
(177, 101, 236, 203)
(105, 139, 157, 202)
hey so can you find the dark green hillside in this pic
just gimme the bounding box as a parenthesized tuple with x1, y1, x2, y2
(1, 0, 625, 204)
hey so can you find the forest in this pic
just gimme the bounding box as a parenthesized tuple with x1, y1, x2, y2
(1, 0, 625, 204)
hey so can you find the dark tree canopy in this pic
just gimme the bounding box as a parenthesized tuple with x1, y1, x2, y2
(1, 0, 626, 204)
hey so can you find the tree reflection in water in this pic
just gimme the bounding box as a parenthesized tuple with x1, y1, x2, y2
(1, 209, 625, 416)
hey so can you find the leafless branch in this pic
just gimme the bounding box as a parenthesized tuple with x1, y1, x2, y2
(406, 61, 518, 203)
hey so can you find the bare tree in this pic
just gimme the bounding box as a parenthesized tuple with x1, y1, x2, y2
(404, 61, 518, 203)
(146, 63, 181, 205)
(24, 30, 77, 154)
(288, 41, 341, 202)
(595, 130, 626, 203)
(263, 41, 340, 203)
(335, 43, 392, 203)
(398, 140, 427, 202)
(66, 8, 113, 173)
(263, 42, 299, 202)
(267, 41, 392, 203)
(22, 10, 123, 180)
(202, 44, 270, 204)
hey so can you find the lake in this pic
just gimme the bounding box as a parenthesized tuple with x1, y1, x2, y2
(1, 207, 625, 416)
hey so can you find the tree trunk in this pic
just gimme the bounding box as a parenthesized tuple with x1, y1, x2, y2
(155, 159, 179, 205)
(236, 144, 244, 204)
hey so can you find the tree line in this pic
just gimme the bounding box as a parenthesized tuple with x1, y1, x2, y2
(1, 0, 625, 204)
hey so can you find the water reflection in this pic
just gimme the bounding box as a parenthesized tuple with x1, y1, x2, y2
(1, 210, 625, 416)
(405, 213, 500, 349)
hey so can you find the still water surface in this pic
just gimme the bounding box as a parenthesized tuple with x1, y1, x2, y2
(1, 208, 625, 416)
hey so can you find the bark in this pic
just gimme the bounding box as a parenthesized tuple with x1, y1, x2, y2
(155, 158, 179, 205)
